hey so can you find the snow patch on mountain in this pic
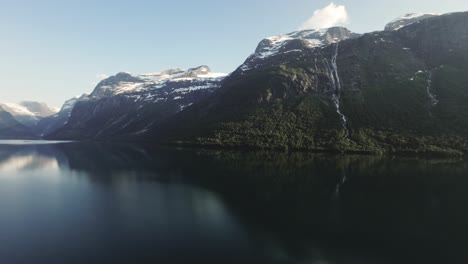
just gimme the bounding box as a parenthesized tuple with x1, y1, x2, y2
(91, 66, 227, 98)
(240, 27, 359, 71)
(1, 103, 36, 117)
(252, 29, 330, 60)
(0, 102, 58, 127)
(389, 13, 438, 23)
(385, 13, 439, 31)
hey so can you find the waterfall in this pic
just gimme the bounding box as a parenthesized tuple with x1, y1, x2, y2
(332, 94, 348, 132)
(329, 43, 349, 136)
(331, 43, 342, 91)
(426, 71, 439, 106)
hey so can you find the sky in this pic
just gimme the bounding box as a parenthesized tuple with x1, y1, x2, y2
(1, 0, 468, 107)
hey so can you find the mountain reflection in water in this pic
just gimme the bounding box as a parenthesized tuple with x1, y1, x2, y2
(0, 141, 467, 264)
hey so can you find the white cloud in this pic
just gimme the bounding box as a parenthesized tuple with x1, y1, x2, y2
(96, 73, 109, 80)
(90, 74, 110, 88)
(299, 2, 350, 30)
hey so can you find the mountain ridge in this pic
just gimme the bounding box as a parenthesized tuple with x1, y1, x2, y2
(138, 11, 468, 156)
(47, 66, 227, 140)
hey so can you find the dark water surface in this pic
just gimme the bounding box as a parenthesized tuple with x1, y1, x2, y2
(0, 140, 467, 264)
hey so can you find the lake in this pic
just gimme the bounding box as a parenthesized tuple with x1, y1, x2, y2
(0, 140, 467, 264)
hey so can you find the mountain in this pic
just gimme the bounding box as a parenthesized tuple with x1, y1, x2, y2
(384, 13, 439, 31)
(240, 27, 360, 71)
(19, 101, 57, 117)
(143, 12, 468, 156)
(0, 101, 58, 127)
(47, 66, 227, 140)
(36, 94, 89, 136)
(0, 107, 37, 139)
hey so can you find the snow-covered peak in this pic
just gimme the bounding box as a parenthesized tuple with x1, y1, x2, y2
(140, 66, 225, 81)
(0, 102, 57, 118)
(139, 68, 185, 82)
(0, 101, 58, 127)
(263, 28, 330, 45)
(254, 28, 334, 57)
(183, 66, 227, 79)
(388, 13, 438, 23)
(385, 13, 439, 31)
(240, 27, 359, 70)
(19, 101, 58, 117)
(90, 66, 228, 98)
(0, 103, 36, 117)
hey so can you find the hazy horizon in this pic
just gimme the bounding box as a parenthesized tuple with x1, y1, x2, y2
(2, 0, 468, 107)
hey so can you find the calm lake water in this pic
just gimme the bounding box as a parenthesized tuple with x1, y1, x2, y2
(0, 140, 467, 264)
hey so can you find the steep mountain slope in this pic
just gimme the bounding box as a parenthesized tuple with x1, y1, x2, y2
(148, 12, 468, 156)
(48, 66, 226, 140)
(36, 94, 89, 136)
(0, 107, 36, 139)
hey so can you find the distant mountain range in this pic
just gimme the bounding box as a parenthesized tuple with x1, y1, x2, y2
(0, 102, 58, 138)
(0, 107, 37, 139)
(2, 12, 468, 156)
(0, 101, 57, 127)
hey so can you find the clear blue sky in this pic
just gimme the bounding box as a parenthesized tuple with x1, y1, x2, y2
(1, 0, 468, 107)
